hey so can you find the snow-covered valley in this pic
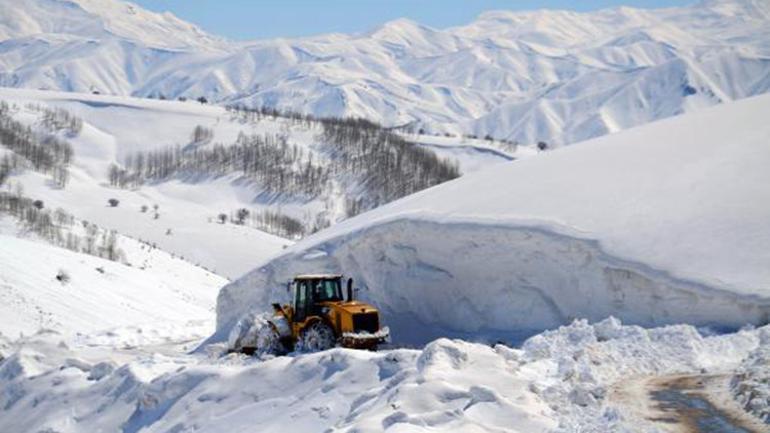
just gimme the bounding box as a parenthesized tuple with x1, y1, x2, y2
(0, 220, 224, 339)
(0, 87, 513, 277)
(1, 1, 769, 432)
(2, 77, 762, 433)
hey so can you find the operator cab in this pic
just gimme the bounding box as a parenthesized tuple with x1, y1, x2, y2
(291, 274, 345, 322)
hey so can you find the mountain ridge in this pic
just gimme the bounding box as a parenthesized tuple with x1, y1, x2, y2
(1, 0, 769, 146)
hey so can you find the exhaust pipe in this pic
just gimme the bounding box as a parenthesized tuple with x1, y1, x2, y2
(347, 278, 354, 301)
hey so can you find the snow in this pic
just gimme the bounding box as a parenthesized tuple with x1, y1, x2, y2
(1, 2, 768, 431)
(732, 326, 770, 422)
(0, 315, 766, 432)
(0, 0, 228, 51)
(218, 94, 770, 343)
(0, 88, 296, 278)
(0, 87, 512, 277)
(0, 217, 226, 339)
(1, 0, 769, 146)
(407, 133, 517, 174)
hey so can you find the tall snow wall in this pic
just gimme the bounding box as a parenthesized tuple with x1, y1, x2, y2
(216, 94, 770, 345)
(217, 219, 770, 345)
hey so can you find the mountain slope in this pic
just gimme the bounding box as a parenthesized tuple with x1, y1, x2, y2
(0, 219, 227, 338)
(217, 94, 770, 343)
(0, 88, 295, 278)
(0, 88, 510, 277)
(1, 0, 769, 146)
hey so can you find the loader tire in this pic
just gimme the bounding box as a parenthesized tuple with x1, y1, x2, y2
(296, 321, 336, 353)
(255, 323, 285, 357)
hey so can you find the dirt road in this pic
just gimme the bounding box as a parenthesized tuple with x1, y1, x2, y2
(610, 374, 767, 433)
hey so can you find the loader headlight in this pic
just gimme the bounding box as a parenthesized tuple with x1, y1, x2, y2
(321, 307, 330, 315)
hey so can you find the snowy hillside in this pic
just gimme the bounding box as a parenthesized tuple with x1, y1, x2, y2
(0, 88, 293, 277)
(0, 216, 226, 339)
(2, 0, 769, 146)
(0, 87, 511, 277)
(218, 94, 770, 344)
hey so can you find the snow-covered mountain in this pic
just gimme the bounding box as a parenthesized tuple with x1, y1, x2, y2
(2, 0, 769, 146)
(218, 93, 770, 344)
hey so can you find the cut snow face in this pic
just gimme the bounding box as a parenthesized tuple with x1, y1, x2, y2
(217, 94, 770, 344)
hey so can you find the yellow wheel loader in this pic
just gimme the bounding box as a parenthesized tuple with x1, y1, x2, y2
(243, 274, 389, 354)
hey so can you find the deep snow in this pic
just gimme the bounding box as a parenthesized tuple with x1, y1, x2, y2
(0, 317, 766, 432)
(0, 87, 295, 277)
(0, 87, 512, 277)
(218, 94, 770, 343)
(732, 329, 770, 423)
(1, 0, 770, 145)
(0, 217, 226, 339)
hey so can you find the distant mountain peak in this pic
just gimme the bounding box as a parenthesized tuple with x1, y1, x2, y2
(699, 0, 770, 18)
(1, 0, 768, 147)
(368, 17, 435, 39)
(0, 0, 227, 51)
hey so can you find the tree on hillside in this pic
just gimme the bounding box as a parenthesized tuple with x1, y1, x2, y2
(191, 125, 214, 144)
(236, 208, 250, 225)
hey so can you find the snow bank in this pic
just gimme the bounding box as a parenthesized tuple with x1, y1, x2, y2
(732, 327, 770, 422)
(217, 94, 770, 343)
(0, 318, 765, 432)
(518, 318, 764, 430)
(0, 329, 556, 433)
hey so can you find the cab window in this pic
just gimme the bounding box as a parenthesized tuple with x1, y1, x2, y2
(294, 280, 309, 321)
(312, 279, 342, 302)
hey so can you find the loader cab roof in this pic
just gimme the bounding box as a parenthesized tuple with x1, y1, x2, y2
(294, 274, 342, 280)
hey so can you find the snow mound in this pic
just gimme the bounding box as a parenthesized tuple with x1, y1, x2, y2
(516, 318, 763, 430)
(732, 327, 770, 423)
(217, 94, 770, 343)
(0, 318, 765, 432)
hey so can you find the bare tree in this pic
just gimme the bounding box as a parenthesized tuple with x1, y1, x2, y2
(236, 208, 249, 225)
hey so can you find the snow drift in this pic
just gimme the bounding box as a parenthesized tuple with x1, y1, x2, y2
(1, 318, 767, 432)
(218, 94, 770, 344)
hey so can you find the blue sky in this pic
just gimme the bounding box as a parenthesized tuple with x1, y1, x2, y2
(132, 0, 696, 40)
